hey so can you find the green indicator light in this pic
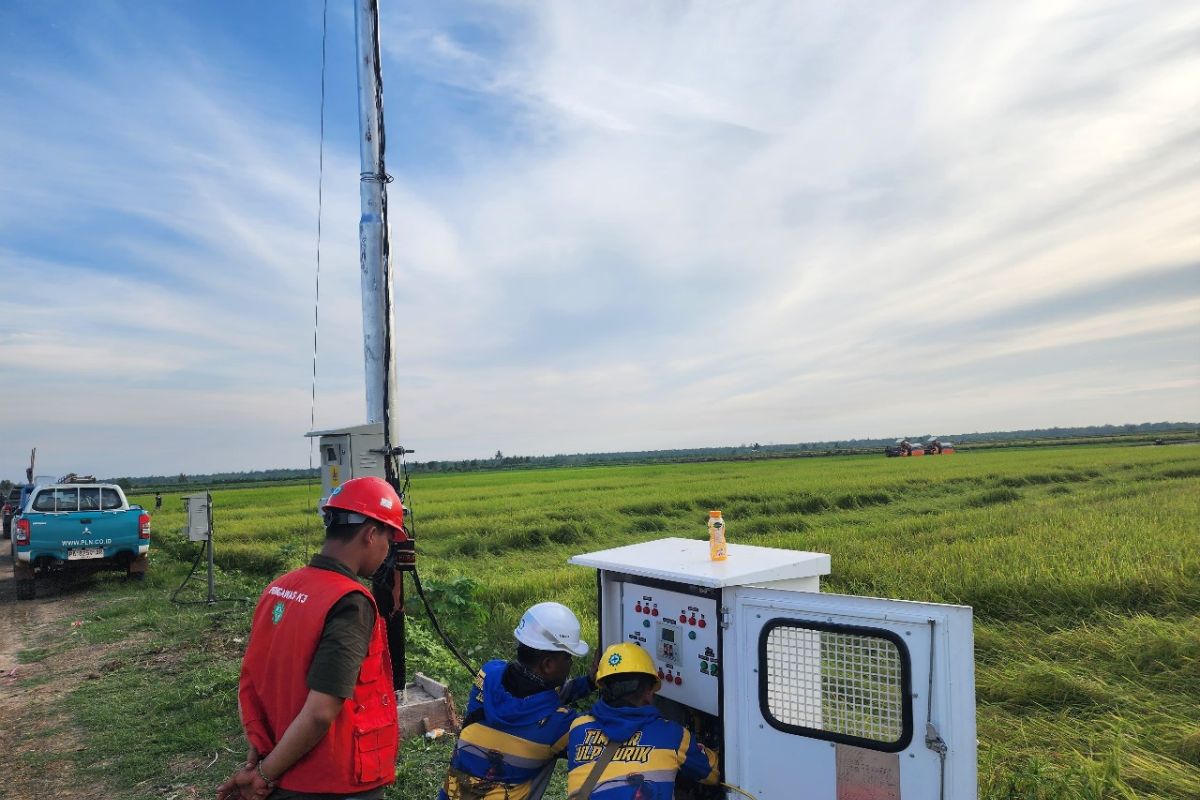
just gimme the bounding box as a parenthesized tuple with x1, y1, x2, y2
(710, 664, 719, 677)
(642, 619, 650, 628)
(688, 631, 697, 640)
(700, 661, 709, 673)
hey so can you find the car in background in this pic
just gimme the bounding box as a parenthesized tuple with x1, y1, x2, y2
(3, 486, 26, 539)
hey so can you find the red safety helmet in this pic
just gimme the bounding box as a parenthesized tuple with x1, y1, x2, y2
(323, 476, 406, 536)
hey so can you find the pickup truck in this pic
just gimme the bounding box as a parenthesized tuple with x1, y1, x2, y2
(12, 483, 151, 601)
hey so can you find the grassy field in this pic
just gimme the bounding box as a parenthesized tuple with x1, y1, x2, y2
(11, 443, 1199, 799)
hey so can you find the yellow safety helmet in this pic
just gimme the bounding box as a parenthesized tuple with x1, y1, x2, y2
(596, 643, 660, 691)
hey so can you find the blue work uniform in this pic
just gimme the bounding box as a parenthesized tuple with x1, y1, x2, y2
(438, 659, 593, 800)
(566, 699, 719, 799)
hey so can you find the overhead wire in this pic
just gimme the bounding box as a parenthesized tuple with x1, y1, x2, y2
(306, 0, 330, 562)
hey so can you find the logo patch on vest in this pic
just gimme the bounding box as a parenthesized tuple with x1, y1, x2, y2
(271, 600, 286, 624)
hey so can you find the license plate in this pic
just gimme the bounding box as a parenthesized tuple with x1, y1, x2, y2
(68, 547, 104, 561)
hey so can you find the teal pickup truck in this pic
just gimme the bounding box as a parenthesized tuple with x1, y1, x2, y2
(12, 483, 151, 601)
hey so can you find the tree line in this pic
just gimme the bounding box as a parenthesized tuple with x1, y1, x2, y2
(3, 421, 1192, 494)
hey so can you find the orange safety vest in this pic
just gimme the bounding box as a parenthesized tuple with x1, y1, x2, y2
(238, 565, 398, 794)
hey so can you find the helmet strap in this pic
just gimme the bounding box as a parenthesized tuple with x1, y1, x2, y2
(323, 510, 370, 528)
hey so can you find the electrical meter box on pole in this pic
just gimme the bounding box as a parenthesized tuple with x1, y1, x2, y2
(182, 492, 217, 604)
(569, 537, 977, 800)
(184, 492, 212, 542)
(305, 423, 386, 507)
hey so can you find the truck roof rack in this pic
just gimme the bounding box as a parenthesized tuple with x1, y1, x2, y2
(58, 473, 98, 484)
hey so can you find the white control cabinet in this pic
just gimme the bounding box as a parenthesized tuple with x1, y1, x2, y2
(570, 537, 978, 800)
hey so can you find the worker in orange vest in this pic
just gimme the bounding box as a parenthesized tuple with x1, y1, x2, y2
(217, 476, 404, 800)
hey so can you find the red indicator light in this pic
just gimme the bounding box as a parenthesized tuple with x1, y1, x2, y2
(699, 618, 707, 628)
(679, 613, 687, 623)
(689, 615, 696, 625)
(635, 603, 643, 613)
(674, 675, 682, 685)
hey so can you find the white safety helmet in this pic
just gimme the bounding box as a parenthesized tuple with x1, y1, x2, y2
(514, 602, 590, 657)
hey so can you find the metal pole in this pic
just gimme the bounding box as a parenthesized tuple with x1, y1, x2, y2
(353, 0, 398, 432)
(355, 0, 408, 691)
(206, 492, 216, 604)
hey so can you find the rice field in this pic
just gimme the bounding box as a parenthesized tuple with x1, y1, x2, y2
(57, 442, 1200, 798)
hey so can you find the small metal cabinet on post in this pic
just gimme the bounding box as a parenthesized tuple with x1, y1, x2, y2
(305, 423, 387, 506)
(569, 537, 978, 800)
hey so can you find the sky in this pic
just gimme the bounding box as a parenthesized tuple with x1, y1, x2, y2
(0, 0, 1197, 480)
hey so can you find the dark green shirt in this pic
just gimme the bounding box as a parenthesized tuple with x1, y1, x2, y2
(305, 554, 377, 700)
(274, 555, 385, 800)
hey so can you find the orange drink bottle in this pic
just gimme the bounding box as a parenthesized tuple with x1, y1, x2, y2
(708, 510, 727, 561)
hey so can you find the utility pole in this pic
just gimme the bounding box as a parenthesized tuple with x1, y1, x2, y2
(354, 0, 409, 690)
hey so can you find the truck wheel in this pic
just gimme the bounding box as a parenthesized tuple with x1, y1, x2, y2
(16, 579, 35, 601)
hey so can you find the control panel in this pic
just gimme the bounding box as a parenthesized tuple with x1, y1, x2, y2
(620, 582, 720, 715)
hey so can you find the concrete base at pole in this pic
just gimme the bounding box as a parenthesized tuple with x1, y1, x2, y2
(396, 673, 460, 740)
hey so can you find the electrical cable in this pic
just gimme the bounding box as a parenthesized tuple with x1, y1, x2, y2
(305, 0, 330, 562)
(721, 783, 761, 800)
(169, 539, 207, 604)
(398, 449, 478, 677)
(169, 539, 247, 606)
(412, 566, 478, 676)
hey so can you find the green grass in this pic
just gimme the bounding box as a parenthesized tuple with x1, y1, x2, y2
(18, 444, 1200, 798)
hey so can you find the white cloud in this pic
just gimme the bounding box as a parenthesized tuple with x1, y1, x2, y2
(1, 0, 1198, 477)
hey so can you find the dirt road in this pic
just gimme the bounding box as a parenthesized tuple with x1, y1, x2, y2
(0, 545, 110, 800)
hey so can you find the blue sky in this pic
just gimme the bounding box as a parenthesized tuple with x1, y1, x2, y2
(1, 1, 1197, 479)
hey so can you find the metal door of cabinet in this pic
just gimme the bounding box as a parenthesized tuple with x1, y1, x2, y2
(723, 588, 976, 800)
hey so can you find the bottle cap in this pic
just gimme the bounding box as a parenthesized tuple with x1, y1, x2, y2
(708, 510, 722, 517)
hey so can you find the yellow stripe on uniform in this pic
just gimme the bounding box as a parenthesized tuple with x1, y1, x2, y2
(459, 722, 559, 762)
(566, 748, 686, 794)
(676, 727, 691, 766)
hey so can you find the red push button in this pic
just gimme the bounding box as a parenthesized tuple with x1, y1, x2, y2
(635, 602, 643, 613)
(674, 675, 682, 685)
(699, 617, 707, 628)
(689, 615, 696, 625)
(679, 613, 687, 623)
(651, 605, 659, 617)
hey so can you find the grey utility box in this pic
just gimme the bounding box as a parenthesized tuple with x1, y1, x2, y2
(183, 493, 212, 542)
(305, 423, 386, 508)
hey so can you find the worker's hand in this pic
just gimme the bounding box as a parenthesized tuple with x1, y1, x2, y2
(215, 765, 273, 800)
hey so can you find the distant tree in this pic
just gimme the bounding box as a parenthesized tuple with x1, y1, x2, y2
(114, 477, 132, 492)
(178, 473, 188, 484)
(494, 450, 503, 461)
